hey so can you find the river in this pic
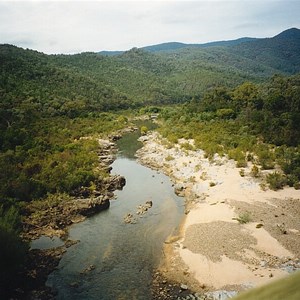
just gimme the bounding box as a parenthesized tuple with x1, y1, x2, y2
(46, 124, 184, 299)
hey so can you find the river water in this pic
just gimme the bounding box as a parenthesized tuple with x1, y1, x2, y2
(46, 125, 184, 299)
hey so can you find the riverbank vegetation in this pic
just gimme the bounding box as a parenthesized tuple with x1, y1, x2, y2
(158, 74, 300, 190)
(0, 69, 132, 293)
(0, 112, 131, 294)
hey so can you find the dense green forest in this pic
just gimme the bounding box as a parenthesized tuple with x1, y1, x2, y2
(0, 28, 300, 296)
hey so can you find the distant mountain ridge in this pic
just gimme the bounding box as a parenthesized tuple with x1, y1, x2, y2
(99, 28, 299, 56)
(99, 37, 260, 56)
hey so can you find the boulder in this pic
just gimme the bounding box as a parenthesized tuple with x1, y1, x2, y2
(174, 183, 186, 196)
(105, 175, 126, 191)
(76, 196, 110, 217)
(180, 284, 188, 290)
(145, 200, 153, 208)
(124, 213, 137, 224)
(136, 200, 153, 215)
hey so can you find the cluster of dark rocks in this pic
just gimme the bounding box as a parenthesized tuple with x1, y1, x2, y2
(124, 200, 153, 224)
(152, 271, 204, 300)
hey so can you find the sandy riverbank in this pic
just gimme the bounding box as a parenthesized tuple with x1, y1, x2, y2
(136, 132, 300, 295)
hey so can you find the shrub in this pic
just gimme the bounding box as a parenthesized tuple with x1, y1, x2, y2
(286, 174, 298, 187)
(250, 165, 260, 178)
(266, 172, 287, 190)
(216, 108, 236, 119)
(228, 148, 245, 162)
(140, 126, 148, 135)
(257, 148, 275, 170)
(235, 212, 252, 224)
(239, 169, 245, 177)
(167, 133, 178, 144)
(0, 205, 28, 292)
(227, 144, 247, 168)
(181, 142, 194, 151)
(236, 160, 247, 168)
(293, 181, 300, 190)
(165, 155, 174, 161)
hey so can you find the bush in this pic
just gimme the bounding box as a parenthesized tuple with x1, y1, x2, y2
(216, 108, 236, 119)
(257, 148, 275, 170)
(181, 142, 194, 151)
(0, 205, 28, 292)
(235, 212, 252, 224)
(294, 182, 300, 190)
(236, 160, 247, 168)
(167, 133, 178, 144)
(165, 155, 174, 161)
(266, 172, 287, 190)
(250, 165, 260, 177)
(140, 126, 148, 135)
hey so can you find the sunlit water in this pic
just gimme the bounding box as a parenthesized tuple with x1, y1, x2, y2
(46, 125, 184, 299)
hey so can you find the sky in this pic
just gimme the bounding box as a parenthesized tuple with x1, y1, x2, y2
(0, 0, 299, 54)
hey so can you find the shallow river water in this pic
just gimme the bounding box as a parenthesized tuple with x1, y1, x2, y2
(46, 125, 184, 299)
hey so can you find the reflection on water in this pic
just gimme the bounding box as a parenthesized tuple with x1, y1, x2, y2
(47, 124, 183, 299)
(117, 120, 157, 159)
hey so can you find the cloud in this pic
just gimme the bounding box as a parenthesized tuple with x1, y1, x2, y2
(0, 0, 299, 54)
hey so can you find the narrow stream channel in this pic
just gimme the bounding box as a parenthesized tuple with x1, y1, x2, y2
(46, 124, 184, 299)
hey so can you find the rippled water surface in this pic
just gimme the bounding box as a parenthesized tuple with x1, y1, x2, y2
(47, 125, 183, 299)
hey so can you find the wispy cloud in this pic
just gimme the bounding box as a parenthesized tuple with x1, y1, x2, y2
(0, 0, 299, 54)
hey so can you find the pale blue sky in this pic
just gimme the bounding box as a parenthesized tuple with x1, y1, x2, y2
(0, 0, 299, 54)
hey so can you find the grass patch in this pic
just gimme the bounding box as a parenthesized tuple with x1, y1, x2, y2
(165, 155, 175, 161)
(234, 212, 252, 224)
(180, 142, 195, 151)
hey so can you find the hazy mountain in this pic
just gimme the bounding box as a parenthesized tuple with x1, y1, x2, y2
(99, 37, 259, 56)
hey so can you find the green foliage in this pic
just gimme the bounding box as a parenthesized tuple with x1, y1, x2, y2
(2, 32, 300, 115)
(165, 155, 175, 161)
(266, 172, 287, 190)
(250, 165, 260, 178)
(228, 149, 247, 167)
(180, 142, 195, 151)
(236, 212, 252, 224)
(216, 108, 236, 119)
(140, 126, 148, 135)
(0, 205, 28, 290)
(256, 146, 275, 170)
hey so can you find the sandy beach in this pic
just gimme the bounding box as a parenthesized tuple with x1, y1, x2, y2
(136, 132, 300, 294)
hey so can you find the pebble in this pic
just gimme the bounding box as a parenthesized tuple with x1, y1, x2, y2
(180, 284, 188, 290)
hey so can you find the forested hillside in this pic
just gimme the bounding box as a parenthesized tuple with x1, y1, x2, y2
(1, 28, 300, 112)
